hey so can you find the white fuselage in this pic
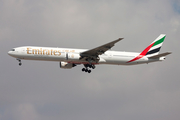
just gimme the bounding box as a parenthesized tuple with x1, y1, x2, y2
(8, 46, 163, 65)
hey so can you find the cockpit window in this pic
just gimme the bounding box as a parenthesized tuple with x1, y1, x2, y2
(11, 49, 15, 51)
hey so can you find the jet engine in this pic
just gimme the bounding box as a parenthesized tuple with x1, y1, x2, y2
(67, 53, 80, 61)
(59, 62, 76, 69)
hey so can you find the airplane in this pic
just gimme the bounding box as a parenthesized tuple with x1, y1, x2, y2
(8, 34, 171, 73)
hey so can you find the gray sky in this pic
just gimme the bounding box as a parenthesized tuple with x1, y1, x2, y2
(0, 0, 180, 120)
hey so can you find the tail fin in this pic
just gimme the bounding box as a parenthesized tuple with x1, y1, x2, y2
(145, 34, 166, 57)
(127, 34, 166, 63)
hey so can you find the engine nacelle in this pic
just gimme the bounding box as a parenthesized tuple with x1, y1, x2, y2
(60, 62, 75, 69)
(67, 53, 80, 61)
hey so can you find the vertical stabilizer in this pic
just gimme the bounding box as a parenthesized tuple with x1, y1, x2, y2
(127, 34, 166, 63)
(145, 34, 166, 57)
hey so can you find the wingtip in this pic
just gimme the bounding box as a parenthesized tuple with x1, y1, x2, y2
(167, 52, 172, 54)
(113, 38, 123, 43)
(117, 38, 124, 41)
(118, 38, 124, 40)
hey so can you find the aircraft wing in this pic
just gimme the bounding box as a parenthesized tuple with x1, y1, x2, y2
(80, 38, 123, 57)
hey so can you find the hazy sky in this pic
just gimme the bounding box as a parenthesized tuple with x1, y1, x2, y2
(0, 0, 180, 120)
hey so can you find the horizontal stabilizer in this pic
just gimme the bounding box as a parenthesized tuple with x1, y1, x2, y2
(148, 52, 172, 59)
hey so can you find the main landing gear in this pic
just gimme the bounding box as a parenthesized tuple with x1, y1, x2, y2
(17, 58, 22, 66)
(82, 64, 95, 73)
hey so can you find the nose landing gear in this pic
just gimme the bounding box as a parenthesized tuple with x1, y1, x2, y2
(17, 59, 22, 66)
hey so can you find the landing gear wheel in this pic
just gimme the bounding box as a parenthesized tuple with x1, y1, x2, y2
(82, 64, 94, 73)
(88, 70, 91, 73)
(92, 66, 95, 69)
(17, 59, 22, 66)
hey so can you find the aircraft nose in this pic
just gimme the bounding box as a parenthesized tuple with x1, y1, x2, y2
(8, 51, 12, 56)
